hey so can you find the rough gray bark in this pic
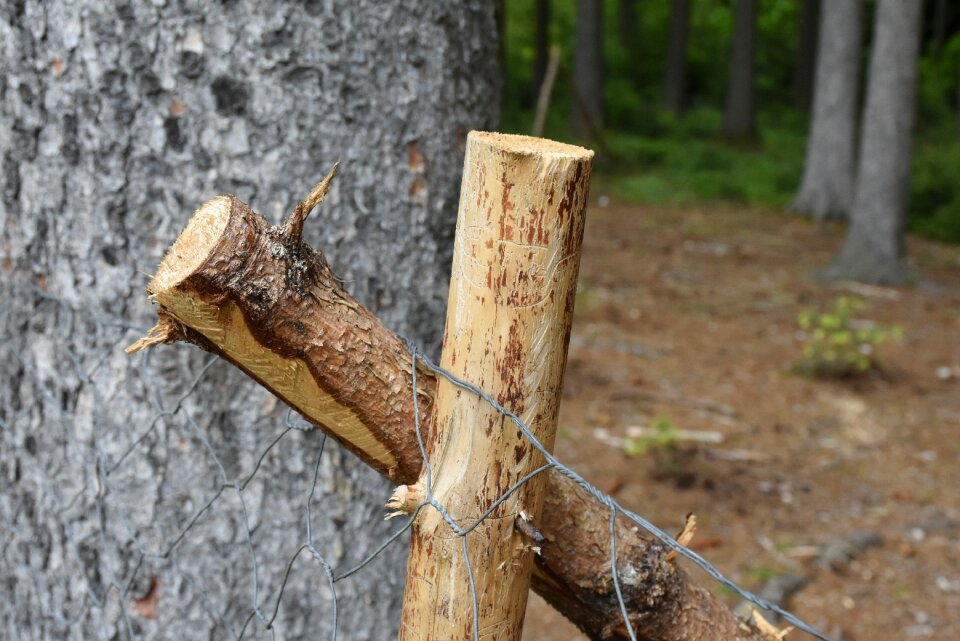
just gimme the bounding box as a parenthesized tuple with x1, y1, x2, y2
(663, 0, 691, 115)
(792, 0, 863, 221)
(822, 0, 922, 284)
(0, 2, 499, 640)
(572, 0, 604, 137)
(722, 0, 758, 139)
(793, 0, 820, 110)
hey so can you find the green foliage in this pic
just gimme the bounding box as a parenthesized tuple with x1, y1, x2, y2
(746, 563, 789, 583)
(918, 30, 960, 129)
(622, 414, 680, 457)
(502, 0, 802, 133)
(910, 143, 960, 242)
(603, 108, 805, 208)
(794, 296, 903, 378)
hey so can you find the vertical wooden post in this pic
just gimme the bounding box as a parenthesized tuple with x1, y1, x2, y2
(395, 132, 593, 641)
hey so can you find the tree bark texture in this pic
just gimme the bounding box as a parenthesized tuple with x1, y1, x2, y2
(572, 0, 604, 137)
(663, 0, 691, 116)
(792, 0, 863, 221)
(136, 187, 772, 641)
(823, 0, 922, 284)
(0, 2, 499, 640)
(722, 0, 759, 139)
(792, 0, 821, 110)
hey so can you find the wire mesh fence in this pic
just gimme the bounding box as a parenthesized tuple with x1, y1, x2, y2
(1, 284, 833, 641)
(1, 286, 407, 641)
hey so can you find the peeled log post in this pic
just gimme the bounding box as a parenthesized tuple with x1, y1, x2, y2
(131, 142, 770, 641)
(395, 133, 591, 641)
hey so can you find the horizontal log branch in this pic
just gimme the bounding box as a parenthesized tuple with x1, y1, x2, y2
(130, 187, 772, 641)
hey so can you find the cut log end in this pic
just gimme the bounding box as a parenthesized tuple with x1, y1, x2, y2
(470, 131, 594, 161)
(149, 195, 233, 294)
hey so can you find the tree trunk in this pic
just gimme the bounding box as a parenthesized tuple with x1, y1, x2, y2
(792, 0, 863, 221)
(822, 0, 922, 284)
(722, 0, 759, 139)
(932, 0, 949, 57)
(793, 0, 821, 110)
(663, 0, 692, 116)
(0, 2, 499, 640)
(618, 0, 640, 66)
(534, 0, 552, 95)
(572, 0, 604, 137)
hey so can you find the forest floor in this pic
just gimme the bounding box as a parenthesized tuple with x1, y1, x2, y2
(522, 200, 960, 641)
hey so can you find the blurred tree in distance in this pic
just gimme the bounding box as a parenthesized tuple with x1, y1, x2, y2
(722, 0, 759, 139)
(792, 0, 864, 222)
(501, 0, 960, 249)
(823, 0, 924, 283)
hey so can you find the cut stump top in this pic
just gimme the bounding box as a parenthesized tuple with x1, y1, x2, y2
(470, 131, 594, 160)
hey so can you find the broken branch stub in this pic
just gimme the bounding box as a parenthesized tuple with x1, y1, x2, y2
(131, 185, 428, 484)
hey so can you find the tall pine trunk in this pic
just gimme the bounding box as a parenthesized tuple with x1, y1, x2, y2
(618, 0, 640, 73)
(822, 0, 922, 284)
(0, 2, 499, 640)
(534, 0, 552, 96)
(932, 0, 949, 57)
(722, 0, 759, 139)
(793, 0, 821, 110)
(572, 0, 604, 137)
(663, 0, 691, 116)
(792, 0, 863, 221)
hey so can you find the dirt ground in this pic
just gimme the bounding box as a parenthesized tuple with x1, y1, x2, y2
(522, 201, 960, 641)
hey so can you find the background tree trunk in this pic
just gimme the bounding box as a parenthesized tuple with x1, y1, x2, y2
(722, 0, 759, 139)
(792, 0, 863, 221)
(534, 0, 552, 97)
(618, 0, 640, 75)
(572, 0, 604, 137)
(793, 0, 821, 110)
(0, 2, 499, 640)
(931, 0, 949, 57)
(663, 0, 691, 116)
(822, 0, 922, 284)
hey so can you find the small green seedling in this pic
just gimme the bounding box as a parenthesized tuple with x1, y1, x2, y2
(622, 414, 691, 482)
(794, 296, 902, 378)
(622, 414, 680, 457)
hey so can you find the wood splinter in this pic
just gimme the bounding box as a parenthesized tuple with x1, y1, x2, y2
(126, 312, 182, 355)
(282, 161, 340, 246)
(665, 513, 697, 563)
(752, 608, 795, 640)
(384, 482, 424, 520)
